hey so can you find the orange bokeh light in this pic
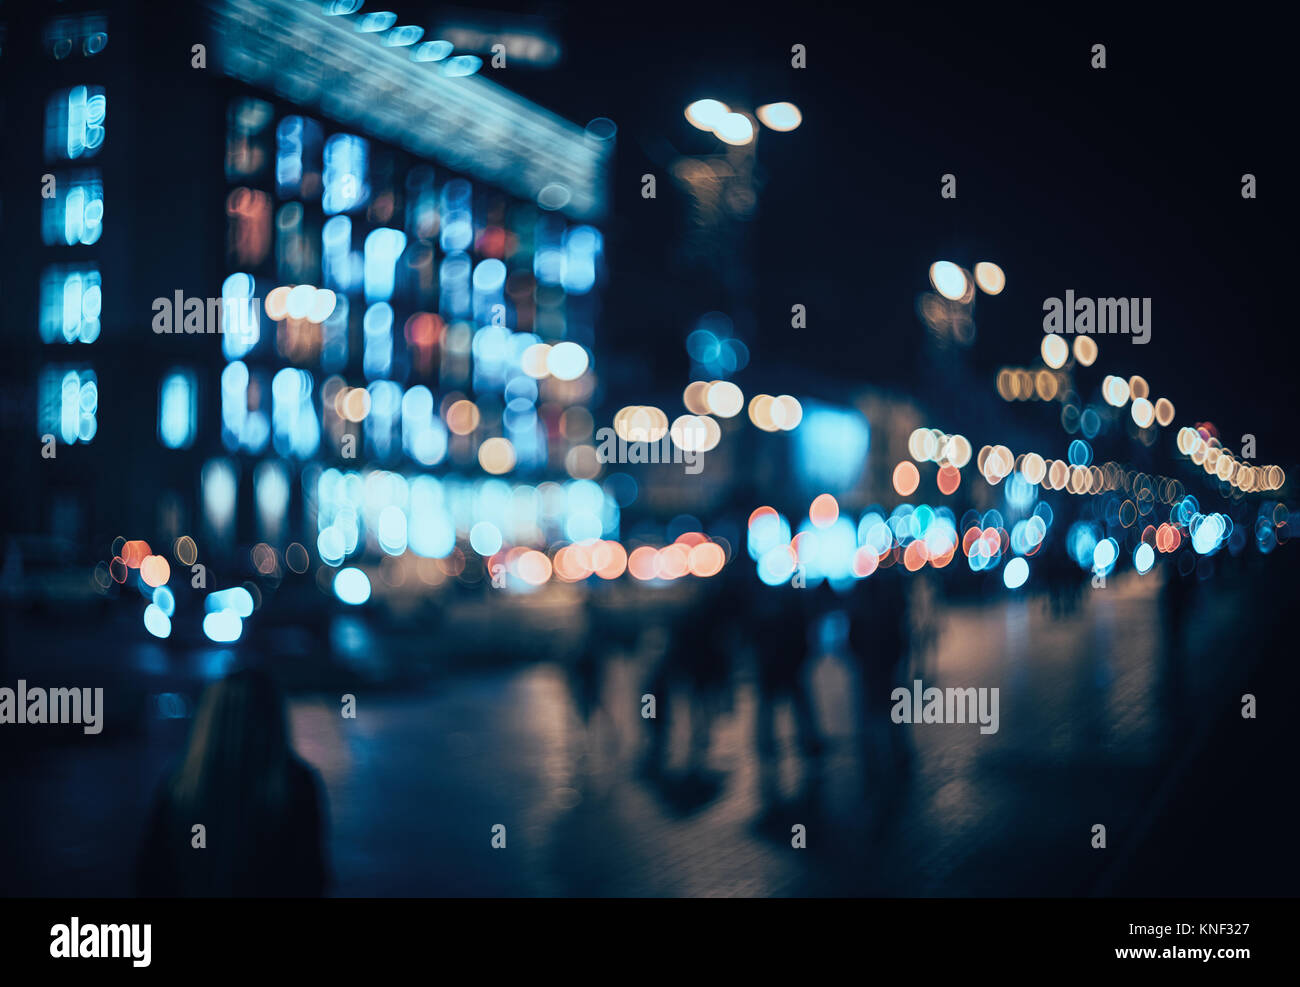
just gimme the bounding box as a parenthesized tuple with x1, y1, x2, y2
(893, 462, 920, 497)
(937, 465, 961, 496)
(689, 542, 726, 577)
(852, 547, 879, 578)
(628, 546, 659, 581)
(809, 493, 839, 528)
(516, 550, 553, 586)
(140, 555, 171, 588)
(122, 540, 151, 569)
(656, 544, 691, 580)
(903, 541, 929, 571)
(593, 541, 628, 580)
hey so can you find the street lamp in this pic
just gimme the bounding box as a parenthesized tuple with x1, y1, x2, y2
(672, 95, 802, 305)
(684, 98, 801, 144)
(713, 112, 755, 146)
(755, 102, 801, 132)
(684, 99, 730, 132)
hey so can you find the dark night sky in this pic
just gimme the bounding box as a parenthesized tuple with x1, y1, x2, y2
(10, 1, 1292, 467)
(451, 2, 1295, 464)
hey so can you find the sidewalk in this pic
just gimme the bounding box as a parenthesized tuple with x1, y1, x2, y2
(0, 570, 1275, 896)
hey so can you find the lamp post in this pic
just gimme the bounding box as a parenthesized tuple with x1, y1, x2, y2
(681, 99, 800, 214)
(672, 99, 804, 503)
(685, 99, 802, 143)
(673, 96, 802, 283)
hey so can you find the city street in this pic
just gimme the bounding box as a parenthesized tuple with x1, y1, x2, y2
(2, 567, 1287, 897)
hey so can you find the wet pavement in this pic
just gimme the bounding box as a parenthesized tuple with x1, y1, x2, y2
(1, 567, 1291, 897)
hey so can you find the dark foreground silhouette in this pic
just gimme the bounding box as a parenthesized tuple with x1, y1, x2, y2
(137, 668, 329, 897)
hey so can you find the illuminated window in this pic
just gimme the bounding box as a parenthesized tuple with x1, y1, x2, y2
(439, 252, 472, 320)
(472, 324, 512, 393)
(364, 380, 402, 459)
(276, 202, 312, 282)
(83, 22, 109, 56)
(202, 459, 239, 543)
(503, 368, 542, 468)
(322, 294, 350, 372)
(471, 258, 506, 325)
(403, 311, 441, 378)
(534, 213, 564, 285)
(158, 369, 198, 449)
(439, 179, 473, 252)
(322, 215, 357, 292)
(363, 303, 394, 379)
(276, 116, 322, 199)
(220, 361, 270, 453)
(226, 187, 271, 266)
(323, 134, 369, 214)
(405, 166, 437, 239)
(38, 367, 97, 445)
(45, 15, 107, 60)
(226, 99, 273, 180)
(42, 170, 103, 245)
(562, 226, 601, 295)
(39, 265, 101, 343)
(255, 461, 291, 542)
(45, 85, 106, 160)
(271, 368, 321, 459)
(441, 321, 472, 389)
(221, 273, 260, 359)
(401, 386, 447, 465)
(363, 227, 406, 303)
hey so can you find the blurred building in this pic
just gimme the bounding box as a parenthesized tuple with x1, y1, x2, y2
(3, 0, 617, 608)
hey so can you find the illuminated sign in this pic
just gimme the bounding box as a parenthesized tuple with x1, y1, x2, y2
(210, 0, 608, 220)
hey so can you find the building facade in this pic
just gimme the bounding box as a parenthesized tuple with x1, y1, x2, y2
(4, 1, 616, 616)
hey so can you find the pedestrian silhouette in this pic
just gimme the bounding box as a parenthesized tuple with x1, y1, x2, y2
(848, 565, 913, 784)
(1158, 557, 1196, 741)
(137, 668, 329, 896)
(643, 577, 734, 777)
(752, 582, 824, 812)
